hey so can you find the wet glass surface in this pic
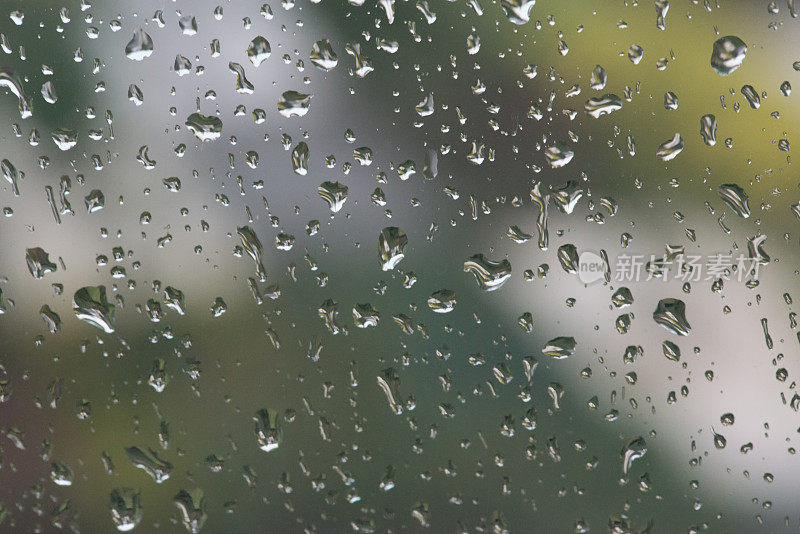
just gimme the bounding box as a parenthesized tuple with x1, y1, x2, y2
(0, 1, 798, 532)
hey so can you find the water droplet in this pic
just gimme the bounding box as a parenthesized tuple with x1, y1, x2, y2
(125, 446, 172, 483)
(463, 254, 512, 291)
(620, 436, 647, 474)
(590, 64, 607, 90)
(178, 15, 198, 35)
(73, 285, 115, 333)
(277, 90, 311, 118)
(247, 36, 271, 67)
(720, 413, 735, 426)
(628, 44, 644, 64)
(557, 244, 579, 274)
(174, 55, 192, 75)
(310, 39, 338, 71)
(344, 43, 373, 77)
(718, 183, 750, 218)
(210, 297, 227, 317)
(739, 84, 760, 110)
(51, 128, 77, 151)
(228, 62, 254, 94)
(656, 133, 684, 161)
(109, 487, 143, 532)
(292, 142, 310, 175)
(712, 428, 727, 449)
(50, 461, 74, 486)
(25, 247, 57, 279)
(427, 289, 457, 313)
(237, 226, 267, 281)
(542, 336, 576, 359)
(700, 114, 717, 146)
(1, 158, 22, 196)
(353, 303, 380, 327)
(612, 287, 634, 308)
(711, 36, 747, 76)
(185, 113, 222, 142)
(585, 94, 622, 118)
(254, 409, 282, 452)
(125, 29, 153, 61)
(85, 189, 105, 212)
(501, 0, 536, 24)
(545, 142, 574, 168)
(653, 298, 691, 336)
(748, 234, 770, 265)
(378, 227, 408, 271)
(318, 181, 349, 212)
(173, 488, 207, 534)
(663, 91, 678, 110)
(662, 340, 681, 361)
(655, 0, 669, 30)
(0, 68, 32, 118)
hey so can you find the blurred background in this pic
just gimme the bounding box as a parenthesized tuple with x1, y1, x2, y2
(0, 0, 799, 532)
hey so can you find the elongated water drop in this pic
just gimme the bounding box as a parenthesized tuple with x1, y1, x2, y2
(464, 254, 512, 291)
(379, 227, 408, 271)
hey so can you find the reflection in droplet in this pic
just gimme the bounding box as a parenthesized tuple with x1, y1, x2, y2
(109, 488, 143, 532)
(0, 68, 32, 118)
(718, 183, 750, 218)
(656, 133, 684, 161)
(584, 94, 622, 118)
(25, 247, 57, 279)
(620, 436, 647, 475)
(254, 409, 282, 452)
(464, 254, 512, 291)
(542, 336, 577, 359)
(710, 35, 747, 75)
(379, 227, 408, 271)
(501, 0, 536, 24)
(277, 90, 311, 118)
(310, 39, 338, 71)
(427, 289, 457, 313)
(124, 29, 154, 61)
(700, 114, 717, 146)
(185, 113, 223, 142)
(318, 181, 349, 212)
(653, 298, 691, 336)
(73, 285, 115, 333)
(237, 226, 267, 282)
(125, 446, 172, 483)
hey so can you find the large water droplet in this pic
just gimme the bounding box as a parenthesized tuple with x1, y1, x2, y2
(277, 90, 311, 118)
(711, 35, 747, 75)
(310, 39, 338, 71)
(378, 227, 408, 271)
(542, 336, 577, 359)
(700, 114, 717, 146)
(718, 183, 750, 218)
(247, 36, 271, 67)
(125, 29, 154, 61)
(109, 488, 143, 532)
(653, 298, 691, 336)
(501, 0, 536, 24)
(185, 113, 223, 142)
(585, 94, 622, 118)
(73, 285, 115, 333)
(318, 181, 349, 212)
